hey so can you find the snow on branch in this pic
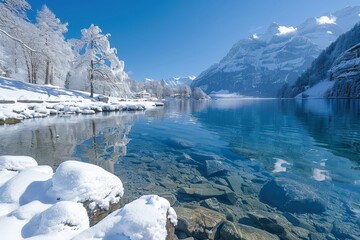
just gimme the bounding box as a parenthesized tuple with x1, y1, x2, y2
(0, 28, 38, 53)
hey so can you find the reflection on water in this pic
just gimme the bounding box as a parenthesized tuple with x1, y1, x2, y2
(0, 99, 360, 237)
(75, 122, 132, 173)
(0, 112, 143, 170)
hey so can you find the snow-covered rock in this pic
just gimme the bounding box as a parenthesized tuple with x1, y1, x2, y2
(28, 201, 89, 238)
(49, 161, 124, 210)
(0, 156, 177, 240)
(0, 155, 38, 172)
(192, 6, 360, 97)
(0, 166, 53, 216)
(74, 195, 177, 240)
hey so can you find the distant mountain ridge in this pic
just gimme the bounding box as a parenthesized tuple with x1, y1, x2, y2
(192, 6, 360, 97)
(144, 76, 196, 86)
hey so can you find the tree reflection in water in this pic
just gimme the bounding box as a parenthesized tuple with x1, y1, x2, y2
(76, 120, 133, 174)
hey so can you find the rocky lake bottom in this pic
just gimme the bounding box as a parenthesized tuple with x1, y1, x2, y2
(1, 99, 360, 239)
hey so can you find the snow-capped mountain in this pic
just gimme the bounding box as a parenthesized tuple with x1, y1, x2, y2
(192, 6, 360, 97)
(145, 76, 196, 86)
(281, 22, 360, 98)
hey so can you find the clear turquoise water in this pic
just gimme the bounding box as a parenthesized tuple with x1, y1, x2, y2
(1, 98, 359, 237)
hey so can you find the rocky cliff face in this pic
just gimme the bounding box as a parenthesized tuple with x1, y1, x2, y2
(326, 44, 360, 98)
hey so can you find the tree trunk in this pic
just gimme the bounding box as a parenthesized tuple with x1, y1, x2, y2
(14, 42, 18, 74)
(31, 55, 37, 84)
(90, 59, 94, 98)
(45, 60, 50, 85)
(50, 64, 54, 85)
(21, 46, 31, 83)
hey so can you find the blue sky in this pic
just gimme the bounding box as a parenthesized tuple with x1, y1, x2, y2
(28, 0, 359, 81)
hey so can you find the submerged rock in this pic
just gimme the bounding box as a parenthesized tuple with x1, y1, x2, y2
(246, 211, 300, 239)
(179, 184, 224, 199)
(226, 175, 244, 193)
(166, 137, 196, 149)
(259, 178, 326, 214)
(200, 198, 236, 221)
(205, 160, 228, 177)
(218, 221, 280, 240)
(174, 206, 226, 239)
(179, 183, 237, 204)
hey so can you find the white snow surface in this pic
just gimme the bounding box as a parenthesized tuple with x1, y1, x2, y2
(0, 155, 38, 171)
(144, 76, 196, 86)
(0, 77, 162, 123)
(50, 161, 124, 210)
(74, 195, 177, 240)
(32, 201, 89, 236)
(295, 80, 335, 98)
(0, 156, 177, 240)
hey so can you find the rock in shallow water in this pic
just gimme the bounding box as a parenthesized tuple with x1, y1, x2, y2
(205, 160, 228, 177)
(174, 206, 226, 239)
(218, 220, 280, 240)
(179, 183, 237, 204)
(259, 178, 326, 214)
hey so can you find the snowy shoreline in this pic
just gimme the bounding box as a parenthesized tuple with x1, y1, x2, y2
(0, 77, 164, 125)
(0, 155, 177, 240)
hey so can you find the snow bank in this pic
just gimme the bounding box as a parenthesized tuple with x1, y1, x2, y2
(50, 161, 123, 210)
(0, 166, 53, 206)
(31, 201, 89, 237)
(0, 155, 38, 171)
(0, 156, 177, 240)
(0, 77, 163, 125)
(74, 195, 177, 240)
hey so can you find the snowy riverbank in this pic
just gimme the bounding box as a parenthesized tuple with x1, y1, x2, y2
(0, 77, 164, 124)
(0, 155, 177, 240)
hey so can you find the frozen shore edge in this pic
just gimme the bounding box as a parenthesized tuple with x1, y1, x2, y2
(0, 77, 164, 126)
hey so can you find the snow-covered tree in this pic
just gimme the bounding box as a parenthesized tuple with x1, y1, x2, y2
(36, 5, 72, 86)
(0, 0, 39, 82)
(0, 0, 29, 19)
(72, 24, 130, 97)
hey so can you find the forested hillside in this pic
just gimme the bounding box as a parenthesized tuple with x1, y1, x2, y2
(279, 23, 360, 98)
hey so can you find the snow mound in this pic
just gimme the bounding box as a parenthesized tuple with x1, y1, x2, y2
(9, 200, 51, 221)
(0, 156, 38, 171)
(74, 195, 177, 240)
(0, 156, 177, 240)
(0, 166, 53, 205)
(33, 201, 89, 236)
(50, 161, 124, 210)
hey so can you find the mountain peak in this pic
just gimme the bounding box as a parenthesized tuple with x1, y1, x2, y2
(192, 6, 360, 97)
